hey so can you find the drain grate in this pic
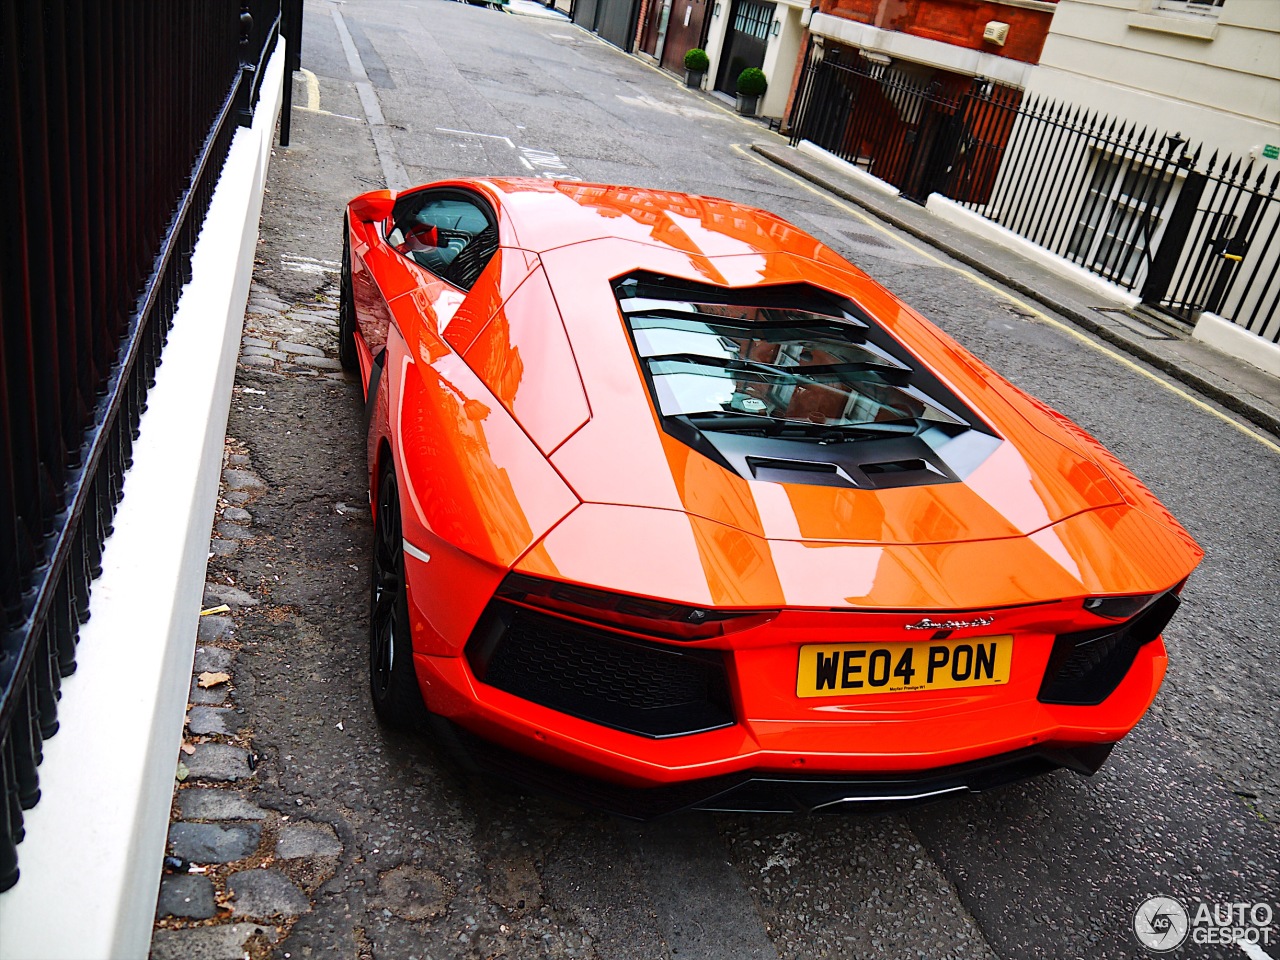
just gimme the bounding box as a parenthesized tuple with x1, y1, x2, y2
(843, 230, 892, 250)
(1095, 307, 1177, 341)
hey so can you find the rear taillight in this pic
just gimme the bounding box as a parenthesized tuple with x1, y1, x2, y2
(495, 573, 777, 641)
(1082, 593, 1158, 621)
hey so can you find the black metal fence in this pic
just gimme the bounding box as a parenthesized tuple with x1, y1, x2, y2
(788, 56, 1023, 205)
(0, 0, 299, 893)
(957, 96, 1192, 291)
(1142, 156, 1280, 337)
(791, 54, 1280, 341)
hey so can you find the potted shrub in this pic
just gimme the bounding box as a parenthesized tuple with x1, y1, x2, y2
(735, 67, 767, 115)
(684, 48, 710, 88)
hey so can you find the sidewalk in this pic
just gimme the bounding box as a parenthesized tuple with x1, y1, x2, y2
(752, 141, 1280, 438)
(504, 0, 570, 19)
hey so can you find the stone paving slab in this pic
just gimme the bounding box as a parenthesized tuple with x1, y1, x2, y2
(184, 743, 253, 782)
(156, 874, 217, 920)
(227, 868, 311, 918)
(202, 583, 260, 608)
(188, 706, 236, 737)
(167, 822, 262, 863)
(178, 790, 269, 822)
(275, 821, 343, 859)
(151, 923, 272, 960)
(196, 615, 234, 643)
(193, 645, 235, 674)
(188, 676, 232, 705)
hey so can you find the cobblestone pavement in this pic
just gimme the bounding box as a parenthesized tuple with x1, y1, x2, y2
(152, 282, 353, 959)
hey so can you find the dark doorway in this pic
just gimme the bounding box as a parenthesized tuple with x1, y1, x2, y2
(573, 0, 639, 51)
(715, 0, 773, 95)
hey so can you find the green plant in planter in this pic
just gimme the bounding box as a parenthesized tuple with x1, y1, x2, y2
(684, 48, 710, 73)
(734, 67, 767, 114)
(683, 47, 711, 88)
(736, 67, 767, 97)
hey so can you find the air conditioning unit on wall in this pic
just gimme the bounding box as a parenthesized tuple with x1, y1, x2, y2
(983, 20, 1009, 46)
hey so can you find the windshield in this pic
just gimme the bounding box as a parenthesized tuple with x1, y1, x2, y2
(623, 301, 965, 431)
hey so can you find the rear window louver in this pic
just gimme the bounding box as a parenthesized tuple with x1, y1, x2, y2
(615, 272, 1001, 490)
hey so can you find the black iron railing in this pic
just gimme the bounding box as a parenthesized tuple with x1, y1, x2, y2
(1143, 157, 1280, 339)
(955, 95, 1192, 292)
(790, 54, 1278, 339)
(0, 0, 296, 893)
(789, 56, 1022, 205)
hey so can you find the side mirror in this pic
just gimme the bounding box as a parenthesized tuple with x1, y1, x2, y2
(349, 190, 395, 225)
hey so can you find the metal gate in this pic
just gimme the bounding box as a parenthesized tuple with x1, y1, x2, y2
(573, 0, 638, 51)
(789, 56, 1019, 204)
(791, 51, 1279, 340)
(1141, 156, 1280, 341)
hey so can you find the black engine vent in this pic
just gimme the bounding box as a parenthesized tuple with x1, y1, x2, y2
(466, 604, 736, 739)
(1039, 592, 1181, 705)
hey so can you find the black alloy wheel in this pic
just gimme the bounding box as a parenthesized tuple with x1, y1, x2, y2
(369, 459, 431, 729)
(338, 223, 359, 373)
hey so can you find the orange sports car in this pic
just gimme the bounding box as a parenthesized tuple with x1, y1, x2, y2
(338, 179, 1203, 815)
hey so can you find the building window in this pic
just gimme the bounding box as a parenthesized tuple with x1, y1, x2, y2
(732, 0, 773, 41)
(1068, 158, 1176, 287)
(1153, 0, 1224, 16)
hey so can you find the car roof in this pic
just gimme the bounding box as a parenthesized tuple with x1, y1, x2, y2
(446, 178, 830, 259)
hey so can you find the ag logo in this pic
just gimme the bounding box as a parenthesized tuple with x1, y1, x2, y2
(1134, 896, 1190, 952)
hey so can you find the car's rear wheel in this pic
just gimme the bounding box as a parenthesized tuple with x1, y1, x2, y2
(338, 225, 359, 373)
(369, 458, 430, 729)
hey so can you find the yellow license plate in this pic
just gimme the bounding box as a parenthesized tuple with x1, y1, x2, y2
(796, 636, 1013, 697)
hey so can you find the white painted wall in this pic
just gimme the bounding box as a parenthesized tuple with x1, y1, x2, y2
(703, 0, 734, 91)
(1194, 310, 1280, 377)
(0, 43, 285, 960)
(1027, 0, 1280, 158)
(761, 0, 807, 118)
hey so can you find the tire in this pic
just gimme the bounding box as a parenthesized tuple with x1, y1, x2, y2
(369, 458, 431, 730)
(338, 225, 359, 373)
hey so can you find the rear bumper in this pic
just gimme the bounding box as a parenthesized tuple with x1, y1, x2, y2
(447, 724, 1114, 817)
(412, 636, 1162, 797)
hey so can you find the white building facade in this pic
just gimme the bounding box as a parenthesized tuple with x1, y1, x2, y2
(1026, 0, 1279, 164)
(1024, 0, 1280, 359)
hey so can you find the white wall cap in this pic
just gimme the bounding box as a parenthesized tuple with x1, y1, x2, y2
(1193, 312, 1280, 379)
(808, 13, 1034, 87)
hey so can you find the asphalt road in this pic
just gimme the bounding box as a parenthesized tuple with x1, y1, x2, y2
(203, 1, 1280, 957)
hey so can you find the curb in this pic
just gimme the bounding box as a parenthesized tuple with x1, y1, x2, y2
(751, 142, 1280, 440)
(0, 43, 287, 960)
